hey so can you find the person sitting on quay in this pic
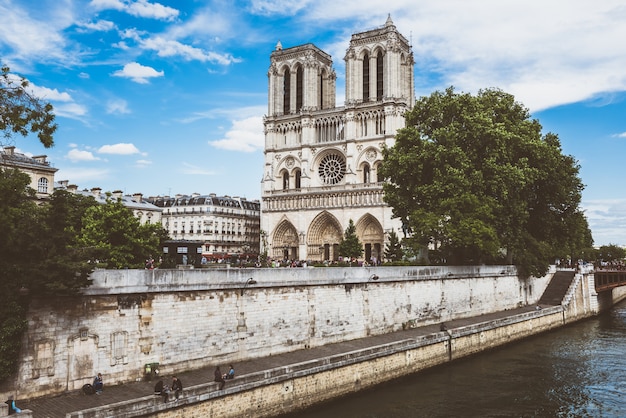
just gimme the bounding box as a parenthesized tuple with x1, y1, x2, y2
(171, 376, 183, 400)
(93, 373, 104, 394)
(223, 364, 235, 380)
(214, 366, 226, 390)
(5, 395, 22, 414)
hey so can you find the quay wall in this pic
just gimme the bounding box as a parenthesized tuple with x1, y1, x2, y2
(67, 267, 599, 418)
(11, 265, 551, 400)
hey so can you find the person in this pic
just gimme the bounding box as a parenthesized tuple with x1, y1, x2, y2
(5, 395, 22, 414)
(214, 366, 225, 390)
(161, 384, 171, 403)
(171, 376, 183, 400)
(154, 379, 164, 395)
(93, 373, 103, 394)
(223, 365, 235, 380)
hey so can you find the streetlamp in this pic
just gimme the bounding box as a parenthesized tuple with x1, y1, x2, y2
(240, 277, 257, 296)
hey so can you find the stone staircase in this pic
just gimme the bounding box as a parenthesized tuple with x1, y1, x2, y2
(537, 270, 576, 306)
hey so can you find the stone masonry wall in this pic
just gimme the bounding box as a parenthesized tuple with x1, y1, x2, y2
(10, 265, 551, 400)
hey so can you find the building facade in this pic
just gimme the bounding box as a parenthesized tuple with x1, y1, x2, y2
(56, 182, 163, 225)
(1, 146, 57, 201)
(261, 16, 414, 263)
(147, 194, 261, 263)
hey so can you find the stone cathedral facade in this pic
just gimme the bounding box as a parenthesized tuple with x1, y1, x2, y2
(261, 16, 414, 263)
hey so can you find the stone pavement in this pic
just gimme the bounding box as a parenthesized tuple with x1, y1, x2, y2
(18, 305, 541, 418)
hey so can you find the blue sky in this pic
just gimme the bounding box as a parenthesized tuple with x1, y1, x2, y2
(1, 0, 626, 247)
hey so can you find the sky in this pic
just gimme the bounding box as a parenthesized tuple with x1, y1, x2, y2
(1, 0, 626, 247)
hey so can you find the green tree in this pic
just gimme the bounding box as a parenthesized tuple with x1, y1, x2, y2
(29, 190, 100, 295)
(596, 244, 626, 264)
(338, 219, 363, 264)
(1, 65, 57, 147)
(0, 173, 104, 382)
(0, 168, 36, 382)
(77, 194, 167, 268)
(380, 87, 592, 277)
(384, 230, 404, 262)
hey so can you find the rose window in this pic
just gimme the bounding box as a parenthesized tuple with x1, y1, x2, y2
(318, 153, 346, 185)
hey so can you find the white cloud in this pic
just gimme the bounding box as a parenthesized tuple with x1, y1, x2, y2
(112, 62, 164, 84)
(90, 0, 179, 21)
(98, 143, 141, 155)
(614, 132, 626, 138)
(55, 167, 111, 183)
(67, 149, 99, 162)
(0, 1, 68, 63)
(77, 19, 116, 32)
(583, 198, 626, 246)
(209, 116, 264, 152)
(54, 102, 88, 118)
(180, 162, 216, 176)
(106, 99, 131, 115)
(139, 36, 240, 65)
(135, 159, 152, 167)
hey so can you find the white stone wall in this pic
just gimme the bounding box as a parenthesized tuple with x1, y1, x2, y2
(13, 266, 549, 399)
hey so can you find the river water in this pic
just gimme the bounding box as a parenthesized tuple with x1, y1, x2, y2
(282, 301, 626, 418)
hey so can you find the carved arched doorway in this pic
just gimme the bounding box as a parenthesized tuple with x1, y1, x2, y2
(307, 211, 343, 262)
(272, 218, 299, 260)
(356, 214, 384, 264)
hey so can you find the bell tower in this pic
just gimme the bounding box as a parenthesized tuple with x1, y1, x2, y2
(345, 14, 414, 107)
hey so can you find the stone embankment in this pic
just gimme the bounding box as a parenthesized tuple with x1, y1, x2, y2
(9, 266, 626, 417)
(18, 267, 626, 418)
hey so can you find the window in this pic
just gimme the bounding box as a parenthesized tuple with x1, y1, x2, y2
(296, 65, 303, 112)
(283, 171, 289, 190)
(37, 177, 48, 193)
(362, 53, 369, 101)
(376, 51, 384, 100)
(295, 169, 301, 189)
(363, 164, 370, 183)
(283, 68, 291, 114)
(318, 153, 346, 185)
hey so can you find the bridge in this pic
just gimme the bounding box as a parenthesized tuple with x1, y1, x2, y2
(594, 269, 626, 292)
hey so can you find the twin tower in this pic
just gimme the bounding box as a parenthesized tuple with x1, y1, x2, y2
(261, 16, 415, 263)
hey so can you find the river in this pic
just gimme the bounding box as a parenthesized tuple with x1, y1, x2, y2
(281, 301, 626, 417)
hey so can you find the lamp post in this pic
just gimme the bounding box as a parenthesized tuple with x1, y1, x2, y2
(240, 277, 257, 296)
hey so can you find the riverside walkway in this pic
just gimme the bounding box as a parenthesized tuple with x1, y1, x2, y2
(19, 305, 542, 418)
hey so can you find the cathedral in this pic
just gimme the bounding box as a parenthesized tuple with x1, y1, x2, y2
(261, 16, 415, 263)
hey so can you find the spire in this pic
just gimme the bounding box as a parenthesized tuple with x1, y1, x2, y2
(275, 40, 282, 51)
(385, 14, 393, 27)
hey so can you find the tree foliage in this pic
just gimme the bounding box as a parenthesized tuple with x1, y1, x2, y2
(77, 194, 167, 268)
(596, 244, 626, 264)
(384, 230, 404, 262)
(338, 219, 363, 263)
(380, 87, 593, 277)
(1, 65, 57, 147)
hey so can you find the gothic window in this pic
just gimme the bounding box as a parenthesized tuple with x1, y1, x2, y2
(296, 65, 303, 112)
(37, 177, 48, 193)
(318, 153, 346, 185)
(283, 171, 289, 190)
(376, 51, 384, 100)
(362, 52, 369, 101)
(376, 163, 384, 182)
(283, 68, 291, 114)
(319, 73, 324, 109)
(295, 169, 301, 189)
(363, 164, 370, 183)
